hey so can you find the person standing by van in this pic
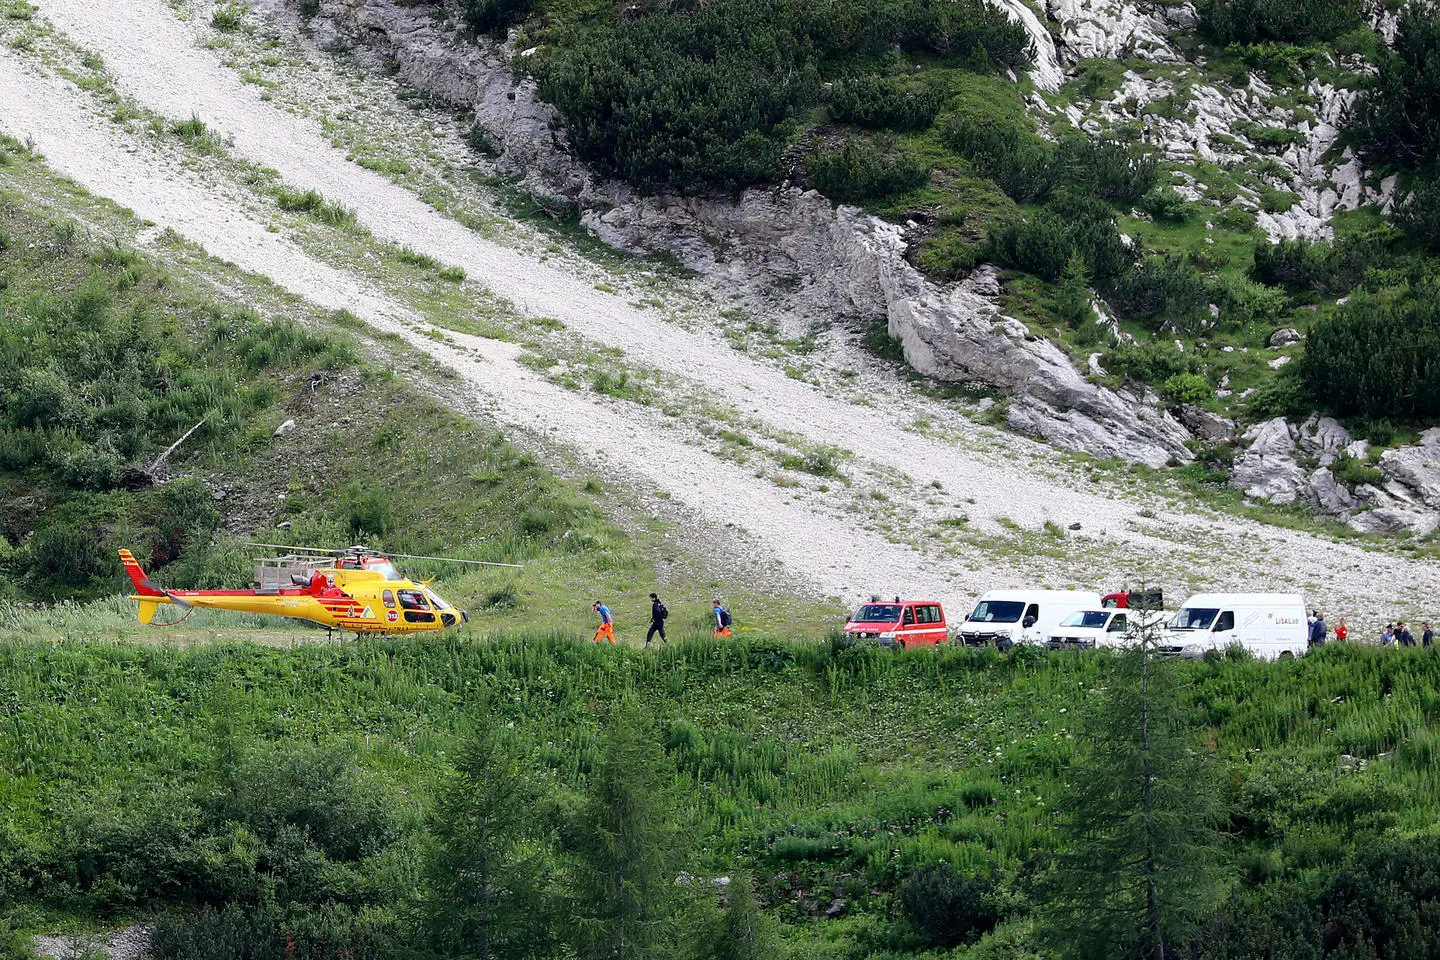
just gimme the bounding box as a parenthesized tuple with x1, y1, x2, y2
(1308, 612, 1327, 648)
(1381, 624, 1396, 646)
(1335, 617, 1349, 642)
(1422, 622, 1433, 648)
(592, 600, 615, 645)
(646, 593, 668, 647)
(1398, 622, 1416, 647)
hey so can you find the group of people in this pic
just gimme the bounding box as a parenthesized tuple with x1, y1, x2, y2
(590, 594, 733, 645)
(1307, 611, 1433, 648)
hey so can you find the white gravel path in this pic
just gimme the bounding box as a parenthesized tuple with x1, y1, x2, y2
(3, 1, 1436, 626)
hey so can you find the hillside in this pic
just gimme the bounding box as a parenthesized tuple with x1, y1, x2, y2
(1, 0, 1437, 628)
(1, 1, 1440, 958)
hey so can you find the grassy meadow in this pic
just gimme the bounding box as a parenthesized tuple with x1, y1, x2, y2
(3, 630, 1440, 957)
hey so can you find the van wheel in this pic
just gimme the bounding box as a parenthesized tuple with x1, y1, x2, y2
(1279, 651, 1295, 660)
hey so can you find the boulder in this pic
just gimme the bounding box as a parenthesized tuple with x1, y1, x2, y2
(1269, 327, 1303, 347)
(1231, 418, 1309, 504)
(1176, 403, 1235, 443)
(1309, 467, 1353, 513)
(1376, 428, 1440, 511)
(1296, 415, 1351, 466)
(274, 418, 297, 437)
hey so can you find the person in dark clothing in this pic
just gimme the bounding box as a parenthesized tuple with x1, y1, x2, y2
(1398, 621, 1416, 647)
(1423, 622, 1433, 648)
(1308, 612, 1327, 648)
(646, 592, 668, 647)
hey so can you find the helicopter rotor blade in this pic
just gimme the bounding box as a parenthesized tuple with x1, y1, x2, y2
(380, 551, 523, 569)
(243, 541, 345, 555)
(243, 541, 522, 569)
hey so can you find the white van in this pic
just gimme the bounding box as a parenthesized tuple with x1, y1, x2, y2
(1047, 607, 1173, 650)
(1161, 593, 1307, 660)
(958, 590, 1101, 649)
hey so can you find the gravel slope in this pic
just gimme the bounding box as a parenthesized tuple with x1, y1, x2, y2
(3, 1, 1436, 626)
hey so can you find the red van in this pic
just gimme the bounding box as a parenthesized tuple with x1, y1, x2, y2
(844, 599, 949, 647)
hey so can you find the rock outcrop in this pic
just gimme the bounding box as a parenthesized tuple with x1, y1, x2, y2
(1230, 417, 1440, 535)
(309, 0, 1198, 467)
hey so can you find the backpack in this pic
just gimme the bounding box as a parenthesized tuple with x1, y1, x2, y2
(719, 607, 732, 628)
(657, 602, 669, 620)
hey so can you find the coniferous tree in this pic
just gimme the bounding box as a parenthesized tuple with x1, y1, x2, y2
(415, 711, 555, 960)
(1040, 595, 1225, 960)
(569, 701, 686, 960)
(709, 873, 775, 960)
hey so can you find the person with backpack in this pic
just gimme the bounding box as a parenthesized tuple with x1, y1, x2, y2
(646, 592, 669, 647)
(1422, 622, 1433, 648)
(713, 599, 732, 638)
(592, 600, 615, 645)
(1308, 611, 1327, 648)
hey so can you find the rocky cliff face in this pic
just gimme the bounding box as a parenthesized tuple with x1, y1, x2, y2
(316, 0, 1198, 468)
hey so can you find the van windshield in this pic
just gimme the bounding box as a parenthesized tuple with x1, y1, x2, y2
(1061, 611, 1111, 628)
(852, 604, 901, 623)
(1170, 608, 1218, 630)
(969, 601, 1024, 623)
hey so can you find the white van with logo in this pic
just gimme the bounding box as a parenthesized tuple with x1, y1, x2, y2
(1162, 593, 1307, 660)
(958, 590, 1101, 649)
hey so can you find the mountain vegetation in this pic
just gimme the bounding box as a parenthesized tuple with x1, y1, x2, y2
(476, 0, 1440, 451)
(5, 632, 1440, 958)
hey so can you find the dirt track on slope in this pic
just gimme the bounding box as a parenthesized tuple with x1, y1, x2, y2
(2, 1, 1436, 625)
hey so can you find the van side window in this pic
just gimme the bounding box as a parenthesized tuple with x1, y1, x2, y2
(1108, 614, 1128, 632)
(1023, 603, 1039, 626)
(903, 607, 916, 626)
(919, 605, 941, 624)
(1213, 611, 1235, 632)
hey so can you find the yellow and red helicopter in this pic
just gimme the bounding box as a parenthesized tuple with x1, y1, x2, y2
(119, 542, 519, 637)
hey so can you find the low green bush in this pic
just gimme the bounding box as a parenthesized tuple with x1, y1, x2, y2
(897, 862, 1001, 947)
(806, 140, 929, 202)
(1143, 186, 1193, 222)
(828, 75, 943, 131)
(1195, 0, 1362, 44)
(1302, 285, 1440, 419)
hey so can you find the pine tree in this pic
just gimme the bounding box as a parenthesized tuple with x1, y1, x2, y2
(710, 873, 775, 960)
(569, 701, 685, 960)
(415, 711, 554, 960)
(1040, 594, 1225, 960)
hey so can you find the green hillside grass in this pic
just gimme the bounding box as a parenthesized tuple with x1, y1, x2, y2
(2, 634, 1439, 957)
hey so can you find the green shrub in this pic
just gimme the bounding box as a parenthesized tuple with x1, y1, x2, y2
(897, 862, 1001, 947)
(1105, 256, 1210, 325)
(806, 140, 928, 202)
(1302, 288, 1440, 419)
(343, 483, 394, 537)
(463, 0, 535, 35)
(1215, 206, 1259, 232)
(1142, 186, 1193, 222)
(1350, 5, 1440, 185)
(1104, 339, 1202, 384)
(1259, 187, 1301, 213)
(1251, 234, 1383, 296)
(1058, 138, 1158, 205)
(1196, 0, 1362, 44)
(1161, 373, 1213, 405)
(1330, 453, 1384, 488)
(828, 75, 943, 131)
(539, 0, 1028, 195)
(210, 3, 246, 32)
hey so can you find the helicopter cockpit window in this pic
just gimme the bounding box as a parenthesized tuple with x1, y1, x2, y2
(423, 587, 453, 611)
(398, 589, 430, 610)
(382, 589, 396, 609)
(371, 562, 402, 581)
